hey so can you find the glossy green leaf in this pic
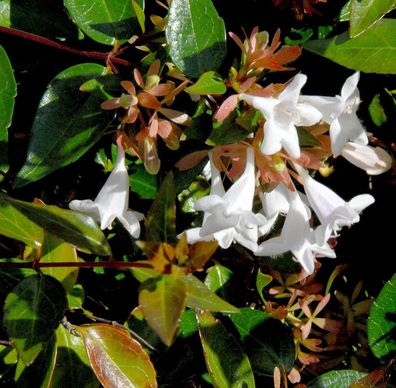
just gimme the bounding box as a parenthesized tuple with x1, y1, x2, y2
(1, 193, 111, 255)
(307, 370, 367, 387)
(131, 0, 145, 33)
(14, 63, 119, 187)
(297, 126, 322, 147)
(79, 324, 157, 387)
(181, 275, 239, 313)
(228, 308, 295, 376)
(185, 71, 226, 95)
(130, 265, 158, 283)
(51, 326, 98, 388)
(0, 45, 16, 174)
(205, 263, 236, 303)
(41, 232, 79, 292)
(64, 0, 144, 45)
(197, 310, 255, 388)
(129, 165, 157, 200)
(368, 272, 396, 358)
(350, 0, 395, 37)
(139, 275, 187, 346)
(14, 335, 57, 388)
(368, 93, 387, 126)
(166, 0, 226, 78)
(256, 270, 272, 303)
(0, 0, 78, 39)
(0, 344, 17, 380)
(145, 172, 176, 243)
(179, 308, 199, 338)
(304, 19, 396, 74)
(0, 195, 44, 248)
(3, 275, 67, 365)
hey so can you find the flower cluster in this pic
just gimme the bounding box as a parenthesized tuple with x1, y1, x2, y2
(69, 29, 392, 278)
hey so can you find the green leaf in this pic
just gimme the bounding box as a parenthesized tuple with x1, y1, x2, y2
(197, 310, 255, 388)
(185, 71, 226, 95)
(304, 19, 396, 74)
(14, 335, 57, 388)
(14, 63, 119, 187)
(51, 326, 98, 388)
(205, 263, 236, 303)
(0, 195, 44, 248)
(166, 0, 226, 78)
(181, 275, 239, 313)
(3, 275, 67, 365)
(179, 308, 199, 338)
(132, 0, 145, 33)
(0, 45, 16, 174)
(145, 172, 176, 243)
(228, 308, 295, 376)
(307, 370, 367, 387)
(79, 324, 157, 387)
(368, 93, 388, 126)
(297, 126, 322, 147)
(256, 270, 272, 304)
(350, 0, 395, 38)
(0, 194, 111, 255)
(0, 0, 78, 39)
(139, 275, 187, 346)
(64, 0, 144, 45)
(129, 164, 157, 200)
(368, 272, 396, 358)
(41, 232, 79, 292)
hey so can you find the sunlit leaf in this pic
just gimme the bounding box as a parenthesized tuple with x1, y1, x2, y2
(368, 272, 396, 358)
(205, 263, 236, 303)
(166, 0, 226, 78)
(41, 232, 79, 293)
(350, 0, 395, 37)
(145, 172, 176, 243)
(0, 193, 111, 255)
(129, 164, 157, 200)
(228, 307, 295, 376)
(3, 275, 67, 365)
(304, 19, 396, 74)
(181, 275, 239, 313)
(256, 270, 272, 303)
(0, 45, 16, 174)
(197, 310, 255, 388)
(185, 71, 226, 95)
(79, 324, 156, 387)
(139, 275, 186, 346)
(307, 370, 367, 387)
(52, 326, 98, 388)
(14, 63, 119, 187)
(64, 0, 144, 45)
(186, 240, 218, 270)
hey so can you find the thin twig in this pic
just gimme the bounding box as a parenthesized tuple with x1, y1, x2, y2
(0, 260, 152, 269)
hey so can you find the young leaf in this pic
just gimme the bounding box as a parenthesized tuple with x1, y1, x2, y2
(0, 45, 16, 174)
(14, 335, 57, 388)
(197, 310, 255, 388)
(256, 270, 272, 303)
(64, 0, 144, 45)
(78, 324, 157, 387)
(304, 19, 396, 74)
(350, 0, 395, 38)
(166, 0, 227, 78)
(307, 370, 367, 387)
(3, 275, 67, 366)
(1, 193, 111, 256)
(368, 272, 396, 358)
(40, 232, 79, 293)
(181, 275, 239, 313)
(228, 308, 295, 376)
(0, 195, 44, 248)
(145, 172, 176, 243)
(185, 71, 226, 95)
(51, 326, 99, 388)
(14, 63, 119, 187)
(139, 275, 187, 346)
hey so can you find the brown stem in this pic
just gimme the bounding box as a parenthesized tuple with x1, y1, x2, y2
(0, 260, 152, 269)
(0, 26, 132, 67)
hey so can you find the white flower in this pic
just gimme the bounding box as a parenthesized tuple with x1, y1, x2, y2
(240, 74, 322, 159)
(256, 189, 334, 275)
(298, 167, 374, 244)
(185, 148, 272, 251)
(341, 142, 392, 175)
(69, 145, 144, 238)
(300, 72, 368, 156)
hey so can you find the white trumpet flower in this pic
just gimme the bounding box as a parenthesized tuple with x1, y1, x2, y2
(69, 146, 144, 238)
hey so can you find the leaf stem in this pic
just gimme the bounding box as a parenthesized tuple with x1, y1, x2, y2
(0, 26, 132, 67)
(0, 260, 152, 269)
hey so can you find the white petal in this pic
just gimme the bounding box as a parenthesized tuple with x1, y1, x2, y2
(208, 153, 226, 197)
(200, 211, 239, 236)
(261, 118, 283, 155)
(118, 210, 143, 238)
(299, 95, 337, 122)
(280, 122, 301, 159)
(194, 194, 224, 212)
(184, 227, 212, 243)
(69, 199, 101, 223)
(215, 229, 235, 249)
(341, 72, 360, 102)
(279, 73, 307, 104)
(239, 93, 278, 119)
(295, 102, 322, 126)
(261, 183, 290, 218)
(348, 194, 374, 213)
(255, 235, 285, 256)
